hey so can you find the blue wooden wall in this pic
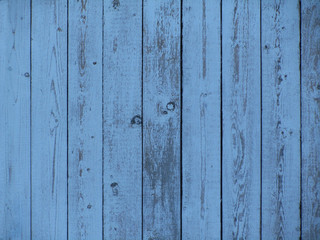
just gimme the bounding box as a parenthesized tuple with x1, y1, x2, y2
(0, 0, 319, 239)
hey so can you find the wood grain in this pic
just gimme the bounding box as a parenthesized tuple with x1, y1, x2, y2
(31, 1, 68, 239)
(222, 0, 261, 239)
(301, 0, 320, 238)
(68, 0, 102, 239)
(143, 0, 181, 239)
(103, 1, 142, 239)
(182, 0, 221, 239)
(261, 1, 301, 239)
(0, 0, 31, 239)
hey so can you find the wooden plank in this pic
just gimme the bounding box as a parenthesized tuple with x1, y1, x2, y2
(103, 1, 142, 239)
(301, 0, 320, 238)
(0, 1, 31, 239)
(31, 0, 68, 239)
(68, 0, 102, 239)
(261, 1, 301, 239)
(142, 0, 181, 239)
(182, 0, 221, 239)
(222, 0, 260, 239)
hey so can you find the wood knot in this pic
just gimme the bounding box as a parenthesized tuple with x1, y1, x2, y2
(110, 182, 119, 196)
(131, 115, 141, 125)
(166, 102, 175, 111)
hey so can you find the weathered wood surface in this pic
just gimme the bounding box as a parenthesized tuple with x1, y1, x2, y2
(2, 1, 320, 239)
(31, 1, 68, 239)
(103, 1, 142, 239)
(261, 1, 301, 239)
(301, 0, 320, 239)
(222, 0, 261, 239)
(142, 0, 181, 239)
(0, 0, 31, 239)
(68, 0, 102, 239)
(182, 0, 221, 239)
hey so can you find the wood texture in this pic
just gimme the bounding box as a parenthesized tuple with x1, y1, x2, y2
(31, 1, 68, 239)
(182, 0, 221, 239)
(2, 1, 320, 239)
(103, 1, 142, 239)
(261, 1, 301, 239)
(68, 0, 102, 239)
(143, 0, 181, 239)
(301, 0, 320, 239)
(0, 1, 31, 239)
(222, 0, 261, 239)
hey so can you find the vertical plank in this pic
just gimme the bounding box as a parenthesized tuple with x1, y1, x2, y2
(182, 0, 221, 239)
(222, 0, 261, 239)
(68, 0, 102, 239)
(301, 0, 320, 238)
(31, 0, 68, 239)
(103, 1, 142, 239)
(261, 1, 300, 239)
(143, 0, 181, 239)
(0, 1, 31, 239)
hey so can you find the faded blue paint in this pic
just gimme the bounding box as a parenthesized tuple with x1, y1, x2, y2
(0, 0, 319, 239)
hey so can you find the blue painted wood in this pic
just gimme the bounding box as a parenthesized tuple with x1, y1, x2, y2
(68, 0, 103, 239)
(103, 1, 142, 239)
(301, 0, 320, 238)
(142, 0, 181, 239)
(182, 0, 221, 239)
(2, 1, 320, 239)
(222, 0, 261, 239)
(261, 1, 301, 239)
(31, 1, 68, 239)
(0, 1, 31, 239)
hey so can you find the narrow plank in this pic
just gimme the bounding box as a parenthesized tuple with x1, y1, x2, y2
(222, 0, 261, 239)
(103, 1, 142, 239)
(261, 1, 301, 239)
(68, 0, 102, 239)
(31, 1, 68, 239)
(143, 0, 181, 239)
(182, 0, 221, 239)
(301, 0, 320, 238)
(0, 1, 31, 239)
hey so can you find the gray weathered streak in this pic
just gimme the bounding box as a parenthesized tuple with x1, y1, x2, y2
(0, 0, 31, 239)
(31, 1, 68, 239)
(103, 1, 142, 239)
(182, 0, 221, 239)
(222, 0, 261, 239)
(301, 0, 320, 238)
(143, 0, 181, 239)
(68, 0, 102, 239)
(261, 1, 301, 239)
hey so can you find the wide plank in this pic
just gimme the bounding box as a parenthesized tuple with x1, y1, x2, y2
(103, 1, 142, 239)
(261, 1, 301, 239)
(222, 0, 261, 239)
(143, 0, 181, 239)
(0, 0, 31, 239)
(261, 0, 300, 239)
(301, 0, 320, 238)
(182, 0, 221, 239)
(68, 0, 103, 239)
(31, 0, 68, 239)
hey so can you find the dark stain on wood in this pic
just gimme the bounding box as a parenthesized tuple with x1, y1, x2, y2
(110, 182, 119, 196)
(81, 0, 87, 12)
(112, 0, 120, 10)
(202, 0, 206, 79)
(78, 32, 87, 77)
